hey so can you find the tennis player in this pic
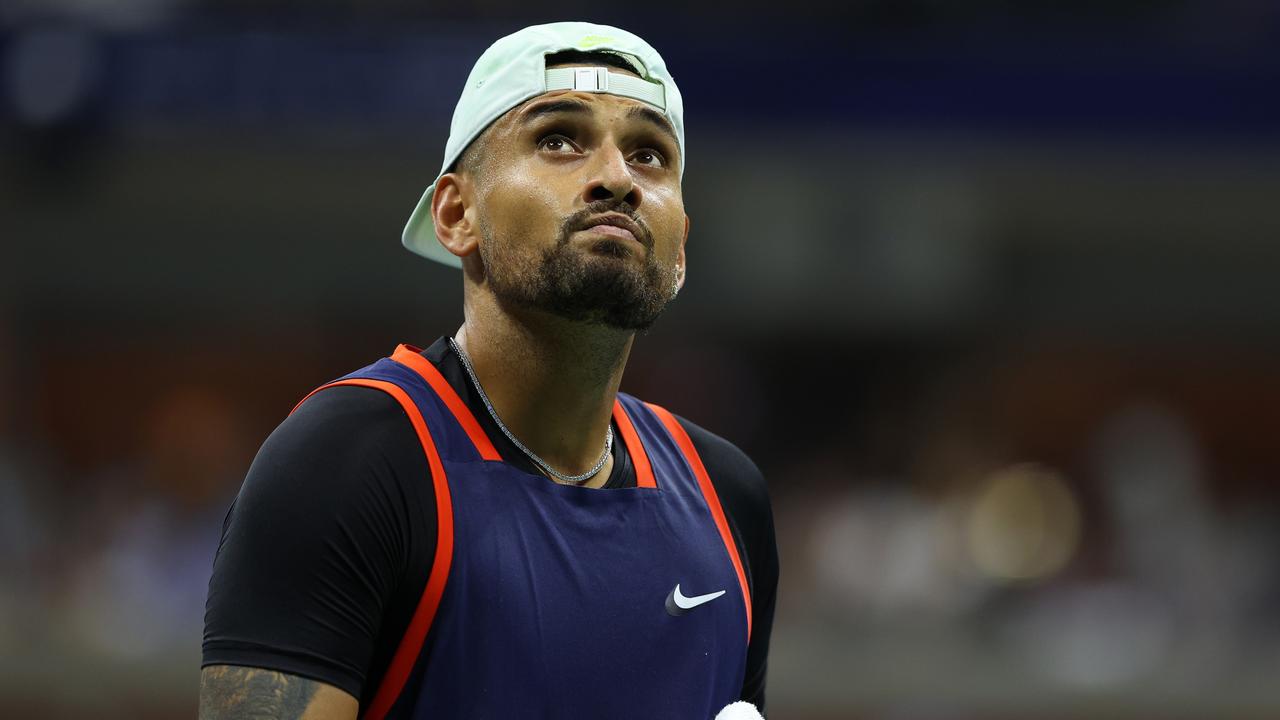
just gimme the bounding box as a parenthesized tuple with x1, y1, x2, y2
(201, 21, 778, 719)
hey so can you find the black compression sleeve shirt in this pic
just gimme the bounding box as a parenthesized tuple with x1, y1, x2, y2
(202, 338, 779, 711)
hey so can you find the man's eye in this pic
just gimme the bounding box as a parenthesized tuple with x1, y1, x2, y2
(538, 134, 578, 153)
(632, 149, 665, 167)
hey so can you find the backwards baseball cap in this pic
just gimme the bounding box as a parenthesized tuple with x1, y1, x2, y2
(401, 21, 686, 268)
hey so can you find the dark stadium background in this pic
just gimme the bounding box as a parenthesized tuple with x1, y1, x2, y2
(4, 1, 1280, 717)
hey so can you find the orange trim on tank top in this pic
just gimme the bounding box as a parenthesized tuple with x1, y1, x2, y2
(612, 399, 656, 489)
(391, 343, 503, 461)
(292, 378, 453, 720)
(645, 402, 753, 644)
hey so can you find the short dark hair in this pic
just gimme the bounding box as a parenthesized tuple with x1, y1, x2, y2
(542, 49, 641, 75)
(452, 50, 644, 179)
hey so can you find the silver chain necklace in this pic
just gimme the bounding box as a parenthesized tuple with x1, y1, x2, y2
(448, 337, 612, 485)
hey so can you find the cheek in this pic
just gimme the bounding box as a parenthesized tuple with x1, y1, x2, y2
(645, 188, 686, 258)
(480, 166, 565, 239)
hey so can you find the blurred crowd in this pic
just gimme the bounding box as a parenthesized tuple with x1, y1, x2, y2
(5, 322, 1280, 718)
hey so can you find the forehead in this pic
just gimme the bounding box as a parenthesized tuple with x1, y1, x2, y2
(498, 91, 664, 133)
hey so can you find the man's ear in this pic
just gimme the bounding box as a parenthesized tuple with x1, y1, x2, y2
(675, 214, 689, 292)
(431, 173, 480, 259)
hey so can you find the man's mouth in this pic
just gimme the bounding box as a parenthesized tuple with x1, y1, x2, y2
(581, 224, 638, 243)
(578, 213, 646, 246)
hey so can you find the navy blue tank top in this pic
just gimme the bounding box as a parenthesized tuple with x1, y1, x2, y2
(294, 345, 751, 719)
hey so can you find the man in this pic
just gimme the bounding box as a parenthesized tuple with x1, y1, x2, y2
(201, 21, 778, 720)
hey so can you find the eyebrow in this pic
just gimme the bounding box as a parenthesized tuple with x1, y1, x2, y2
(519, 98, 592, 123)
(626, 105, 680, 150)
(518, 98, 680, 152)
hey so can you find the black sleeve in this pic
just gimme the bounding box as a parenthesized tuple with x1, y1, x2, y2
(202, 385, 436, 701)
(678, 416, 779, 715)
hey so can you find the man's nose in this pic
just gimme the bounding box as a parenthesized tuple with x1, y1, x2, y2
(582, 141, 642, 207)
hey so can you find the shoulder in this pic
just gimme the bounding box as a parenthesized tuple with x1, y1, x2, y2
(670, 411, 771, 515)
(631, 397, 770, 514)
(275, 384, 414, 456)
(238, 384, 426, 518)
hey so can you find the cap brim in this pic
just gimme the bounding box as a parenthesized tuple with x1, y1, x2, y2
(401, 183, 463, 268)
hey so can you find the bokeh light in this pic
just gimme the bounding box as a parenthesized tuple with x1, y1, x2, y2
(966, 463, 1081, 582)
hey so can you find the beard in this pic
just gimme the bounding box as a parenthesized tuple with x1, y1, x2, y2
(479, 201, 679, 331)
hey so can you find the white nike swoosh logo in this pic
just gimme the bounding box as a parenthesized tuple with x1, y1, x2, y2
(666, 583, 726, 615)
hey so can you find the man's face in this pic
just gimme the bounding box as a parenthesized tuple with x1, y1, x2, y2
(465, 65, 687, 331)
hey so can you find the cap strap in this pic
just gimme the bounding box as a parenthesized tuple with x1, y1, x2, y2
(544, 66, 666, 111)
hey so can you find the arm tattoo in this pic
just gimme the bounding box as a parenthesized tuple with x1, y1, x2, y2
(199, 665, 321, 720)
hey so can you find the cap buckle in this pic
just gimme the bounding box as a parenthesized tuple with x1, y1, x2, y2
(571, 66, 611, 93)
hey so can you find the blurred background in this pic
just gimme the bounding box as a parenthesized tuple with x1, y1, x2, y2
(4, 1, 1280, 718)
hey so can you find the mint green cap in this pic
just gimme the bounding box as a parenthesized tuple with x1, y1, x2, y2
(401, 21, 686, 267)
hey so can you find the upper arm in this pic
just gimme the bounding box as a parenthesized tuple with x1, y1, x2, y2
(199, 665, 358, 720)
(203, 385, 435, 702)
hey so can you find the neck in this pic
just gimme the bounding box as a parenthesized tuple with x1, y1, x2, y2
(455, 298, 633, 481)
